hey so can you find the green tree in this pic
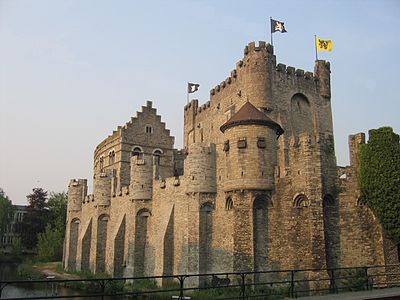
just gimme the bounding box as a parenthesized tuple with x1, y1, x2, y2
(37, 192, 67, 261)
(0, 188, 13, 246)
(360, 127, 400, 244)
(18, 188, 48, 249)
(47, 192, 67, 230)
(37, 224, 64, 261)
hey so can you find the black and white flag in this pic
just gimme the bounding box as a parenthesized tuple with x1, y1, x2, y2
(271, 19, 287, 33)
(188, 82, 200, 93)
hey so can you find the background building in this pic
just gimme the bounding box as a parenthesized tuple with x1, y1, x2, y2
(1, 205, 27, 254)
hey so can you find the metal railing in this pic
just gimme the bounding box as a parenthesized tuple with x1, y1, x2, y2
(0, 264, 399, 299)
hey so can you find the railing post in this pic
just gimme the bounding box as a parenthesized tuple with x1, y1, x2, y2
(364, 267, 370, 291)
(178, 275, 186, 300)
(240, 273, 246, 300)
(101, 279, 105, 300)
(290, 270, 295, 298)
(329, 269, 337, 294)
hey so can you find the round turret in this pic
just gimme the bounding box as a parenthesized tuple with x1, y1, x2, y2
(239, 41, 275, 111)
(184, 143, 216, 193)
(130, 154, 153, 200)
(220, 102, 283, 191)
(67, 179, 87, 212)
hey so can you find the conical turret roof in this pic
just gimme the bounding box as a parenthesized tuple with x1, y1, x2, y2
(220, 102, 284, 135)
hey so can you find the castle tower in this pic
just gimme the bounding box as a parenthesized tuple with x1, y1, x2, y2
(314, 60, 331, 99)
(94, 172, 112, 206)
(220, 101, 283, 191)
(184, 142, 217, 193)
(219, 101, 283, 272)
(64, 179, 87, 270)
(130, 154, 153, 200)
(67, 179, 87, 212)
(240, 42, 275, 111)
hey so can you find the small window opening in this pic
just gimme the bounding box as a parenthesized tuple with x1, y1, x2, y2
(132, 147, 144, 160)
(237, 138, 247, 149)
(153, 149, 162, 179)
(109, 150, 115, 164)
(153, 150, 162, 166)
(257, 137, 266, 149)
(223, 140, 230, 152)
(99, 157, 104, 172)
(145, 125, 153, 134)
(225, 197, 233, 210)
(293, 194, 309, 208)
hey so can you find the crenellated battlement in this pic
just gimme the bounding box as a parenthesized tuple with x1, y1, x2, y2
(195, 101, 211, 115)
(288, 133, 318, 149)
(205, 41, 330, 103)
(83, 194, 95, 204)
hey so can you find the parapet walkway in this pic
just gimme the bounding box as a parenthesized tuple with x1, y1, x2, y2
(299, 287, 400, 300)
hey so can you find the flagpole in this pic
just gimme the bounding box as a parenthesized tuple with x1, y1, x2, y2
(270, 17, 273, 46)
(187, 82, 189, 104)
(314, 34, 318, 61)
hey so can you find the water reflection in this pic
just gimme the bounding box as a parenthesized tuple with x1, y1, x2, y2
(0, 263, 118, 299)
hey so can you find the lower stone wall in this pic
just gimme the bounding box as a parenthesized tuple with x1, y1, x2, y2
(337, 169, 385, 268)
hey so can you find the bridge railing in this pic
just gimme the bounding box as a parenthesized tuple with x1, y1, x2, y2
(0, 264, 399, 299)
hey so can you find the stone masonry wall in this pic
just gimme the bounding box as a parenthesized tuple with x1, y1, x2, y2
(64, 41, 390, 286)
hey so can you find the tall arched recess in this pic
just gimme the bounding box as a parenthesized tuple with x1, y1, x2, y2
(114, 215, 126, 277)
(134, 209, 151, 277)
(81, 219, 92, 272)
(68, 218, 80, 270)
(253, 194, 270, 282)
(290, 93, 314, 136)
(96, 214, 109, 273)
(322, 194, 340, 269)
(199, 202, 213, 276)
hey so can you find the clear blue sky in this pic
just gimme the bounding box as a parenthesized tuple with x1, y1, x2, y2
(1, 0, 399, 204)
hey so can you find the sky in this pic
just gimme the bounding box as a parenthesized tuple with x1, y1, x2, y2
(1, 0, 399, 205)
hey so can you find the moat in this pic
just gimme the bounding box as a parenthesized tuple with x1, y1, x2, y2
(0, 262, 116, 299)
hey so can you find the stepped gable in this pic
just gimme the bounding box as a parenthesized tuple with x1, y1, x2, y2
(220, 101, 284, 135)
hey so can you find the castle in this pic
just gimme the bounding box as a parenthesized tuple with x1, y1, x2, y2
(63, 41, 399, 284)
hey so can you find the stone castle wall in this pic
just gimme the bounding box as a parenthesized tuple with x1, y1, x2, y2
(63, 41, 398, 283)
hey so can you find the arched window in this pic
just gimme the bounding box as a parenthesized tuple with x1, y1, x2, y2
(225, 197, 233, 210)
(109, 150, 115, 165)
(293, 193, 309, 208)
(152, 149, 163, 166)
(99, 156, 104, 172)
(132, 146, 144, 160)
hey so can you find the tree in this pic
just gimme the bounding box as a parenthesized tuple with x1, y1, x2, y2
(18, 188, 48, 249)
(0, 188, 13, 246)
(37, 224, 64, 261)
(360, 127, 400, 245)
(37, 192, 67, 261)
(47, 192, 67, 230)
